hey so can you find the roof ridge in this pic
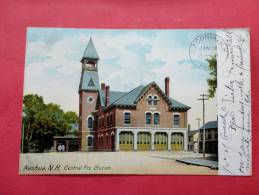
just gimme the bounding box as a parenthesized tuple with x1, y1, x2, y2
(110, 90, 127, 93)
(135, 82, 153, 101)
(134, 81, 170, 104)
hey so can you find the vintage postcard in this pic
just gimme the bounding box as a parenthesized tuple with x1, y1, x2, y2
(19, 28, 251, 175)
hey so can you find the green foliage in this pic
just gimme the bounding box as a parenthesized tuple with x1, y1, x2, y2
(206, 56, 217, 98)
(22, 94, 79, 153)
(64, 111, 79, 135)
(64, 111, 78, 123)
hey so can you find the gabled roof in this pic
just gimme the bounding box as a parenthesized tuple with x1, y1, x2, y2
(134, 82, 190, 111)
(199, 121, 218, 130)
(82, 38, 99, 60)
(99, 90, 127, 106)
(111, 85, 144, 106)
(169, 98, 191, 110)
(99, 82, 190, 111)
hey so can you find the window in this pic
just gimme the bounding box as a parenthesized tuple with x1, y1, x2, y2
(102, 117, 104, 127)
(98, 118, 101, 128)
(148, 95, 153, 105)
(110, 114, 113, 125)
(107, 115, 109, 126)
(153, 96, 158, 105)
(147, 95, 159, 106)
(124, 112, 131, 124)
(173, 114, 180, 127)
(106, 135, 109, 145)
(146, 112, 152, 125)
(87, 136, 93, 147)
(154, 113, 160, 125)
(87, 96, 94, 103)
(87, 116, 93, 129)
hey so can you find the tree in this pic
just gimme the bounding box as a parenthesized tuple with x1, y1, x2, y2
(64, 111, 79, 135)
(207, 56, 217, 98)
(22, 94, 79, 153)
(23, 94, 45, 153)
(32, 103, 69, 152)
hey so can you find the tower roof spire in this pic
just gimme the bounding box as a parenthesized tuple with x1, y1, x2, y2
(82, 37, 99, 61)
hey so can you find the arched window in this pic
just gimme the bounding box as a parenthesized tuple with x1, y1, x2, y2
(98, 117, 101, 128)
(106, 135, 109, 146)
(107, 115, 110, 126)
(154, 113, 160, 125)
(110, 114, 113, 125)
(146, 112, 152, 125)
(153, 95, 158, 105)
(87, 116, 93, 129)
(102, 117, 104, 127)
(147, 95, 159, 106)
(148, 95, 153, 105)
(87, 136, 93, 147)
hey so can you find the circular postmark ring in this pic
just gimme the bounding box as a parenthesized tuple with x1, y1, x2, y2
(189, 33, 229, 69)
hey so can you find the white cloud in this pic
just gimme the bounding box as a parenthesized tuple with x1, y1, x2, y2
(24, 29, 217, 129)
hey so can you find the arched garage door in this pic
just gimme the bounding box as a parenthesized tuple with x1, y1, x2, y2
(154, 132, 168, 151)
(119, 132, 133, 151)
(171, 133, 184, 151)
(137, 132, 151, 151)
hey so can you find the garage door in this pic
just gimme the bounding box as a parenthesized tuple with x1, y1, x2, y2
(119, 132, 133, 151)
(154, 132, 168, 151)
(171, 133, 184, 151)
(137, 132, 151, 151)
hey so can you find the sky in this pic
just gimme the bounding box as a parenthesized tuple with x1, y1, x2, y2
(24, 28, 217, 130)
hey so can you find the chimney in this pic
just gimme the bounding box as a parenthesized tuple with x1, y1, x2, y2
(165, 77, 170, 97)
(105, 85, 110, 107)
(101, 83, 106, 90)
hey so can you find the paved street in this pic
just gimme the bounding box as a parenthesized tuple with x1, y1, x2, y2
(20, 151, 218, 175)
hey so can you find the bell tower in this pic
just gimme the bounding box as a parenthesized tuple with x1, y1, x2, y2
(78, 38, 100, 151)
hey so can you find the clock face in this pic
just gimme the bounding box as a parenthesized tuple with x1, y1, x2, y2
(87, 96, 94, 103)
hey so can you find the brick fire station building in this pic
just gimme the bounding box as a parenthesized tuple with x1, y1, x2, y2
(79, 38, 191, 151)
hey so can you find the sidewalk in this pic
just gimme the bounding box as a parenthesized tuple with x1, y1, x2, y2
(149, 152, 218, 169)
(176, 156, 218, 169)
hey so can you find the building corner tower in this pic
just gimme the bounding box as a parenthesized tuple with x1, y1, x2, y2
(78, 38, 100, 151)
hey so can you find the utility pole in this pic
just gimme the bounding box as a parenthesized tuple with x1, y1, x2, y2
(197, 94, 209, 158)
